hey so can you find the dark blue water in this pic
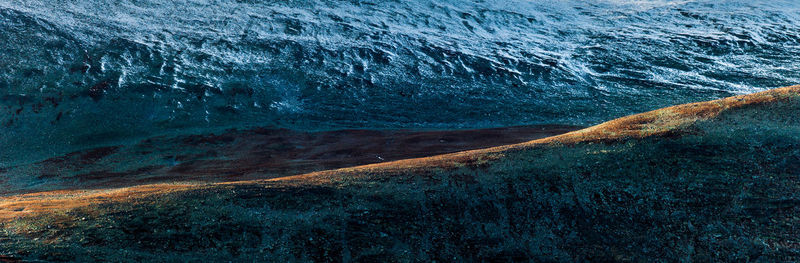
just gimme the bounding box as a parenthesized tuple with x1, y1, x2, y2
(2, 0, 800, 164)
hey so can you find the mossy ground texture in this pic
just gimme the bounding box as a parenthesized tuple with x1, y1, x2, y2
(1, 89, 799, 262)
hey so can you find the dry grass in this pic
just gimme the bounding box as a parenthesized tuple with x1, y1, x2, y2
(273, 85, 800, 182)
(0, 183, 204, 222)
(0, 85, 797, 223)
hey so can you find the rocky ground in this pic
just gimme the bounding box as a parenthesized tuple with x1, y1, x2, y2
(1, 86, 799, 262)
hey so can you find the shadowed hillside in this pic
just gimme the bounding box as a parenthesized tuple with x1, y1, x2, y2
(0, 125, 580, 196)
(1, 86, 799, 262)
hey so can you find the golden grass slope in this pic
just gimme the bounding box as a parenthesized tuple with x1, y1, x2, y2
(1, 85, 798, 222)
(276, 85, 800, 183)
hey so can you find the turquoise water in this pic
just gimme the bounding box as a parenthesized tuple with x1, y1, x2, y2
(2, 0, 800, 164)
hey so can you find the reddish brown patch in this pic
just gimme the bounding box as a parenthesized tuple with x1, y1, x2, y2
(275, 85, 800, 183)
(154, 125, 582, 181)
(76, 165, 165, 182)
(12, 124, 581, 194)
(0, 255, 21, 263)
(2, 86, 797, 222)
(181, 133, 237, 145)
(35, 146, 121, 180)
(79, 146, 120, 164)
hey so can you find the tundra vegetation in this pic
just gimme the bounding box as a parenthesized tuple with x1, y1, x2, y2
(1, 87, 799, 262)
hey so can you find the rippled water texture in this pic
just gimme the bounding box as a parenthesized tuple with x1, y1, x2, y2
(2, 0, 800, 163)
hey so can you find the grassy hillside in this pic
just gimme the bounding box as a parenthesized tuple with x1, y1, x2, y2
(0, 125, 580, 196)
(1, 86, 799, 262)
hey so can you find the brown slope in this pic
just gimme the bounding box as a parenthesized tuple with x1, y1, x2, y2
(271, 85, 800, 183)
(1, 125, 581, 196)
(0, 85, 798, 221)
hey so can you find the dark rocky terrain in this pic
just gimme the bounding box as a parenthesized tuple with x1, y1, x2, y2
(1, 86, 798, 262)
